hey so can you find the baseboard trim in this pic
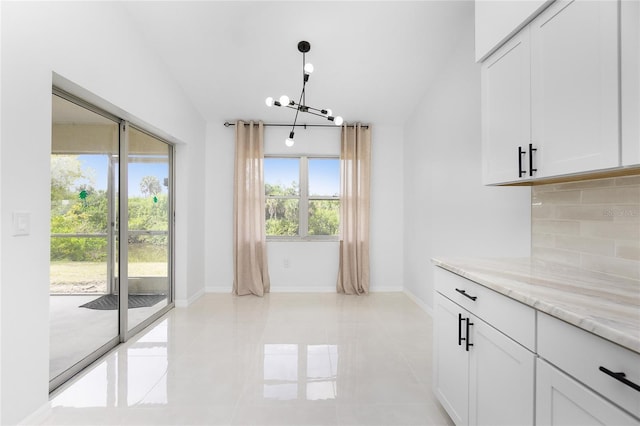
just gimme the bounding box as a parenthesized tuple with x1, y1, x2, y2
(203, 286, 404, 294)
(19, 401, 51, 425)
(175, 288, 205, 307)
(403, 288, 434, 317)
(205, 286, 232, 294)
(269, 286, 335, 293)
(370, 286, 403, 293)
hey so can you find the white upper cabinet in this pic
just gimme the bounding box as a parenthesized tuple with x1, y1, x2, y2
(622, 0, 640, 166)
(530, 0, 620, 178)
(482, 29, 531, 185)
(475, 0, 553, 62)
(481, 0, 623, 185)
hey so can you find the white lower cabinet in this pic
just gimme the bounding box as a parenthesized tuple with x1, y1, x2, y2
(433, 267, 640, 426)
(434, 292, 535, 426)
(536, 358, 639, 426)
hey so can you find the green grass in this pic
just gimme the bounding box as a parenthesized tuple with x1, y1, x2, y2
(50, 261, 168, 293)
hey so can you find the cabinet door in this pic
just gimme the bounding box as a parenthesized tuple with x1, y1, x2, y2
(434, 293, 469, 425)
(468, 314, 535, 426)
(536, 358, 639, 426)
(622, 0, 640, 166)
(481, 28, 531, 185)
(475, 0, 550, 62)
(531, 0, 620, 177)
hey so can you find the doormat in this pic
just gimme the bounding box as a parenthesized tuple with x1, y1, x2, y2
(79, 294, 167, 310)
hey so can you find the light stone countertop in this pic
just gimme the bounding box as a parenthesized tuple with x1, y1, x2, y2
(432, 257, 640, 354)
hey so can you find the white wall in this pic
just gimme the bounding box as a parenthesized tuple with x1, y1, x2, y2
(205, 123, 404, 293)
(0, 2, 205, 424)
(402, 5, 531, 312)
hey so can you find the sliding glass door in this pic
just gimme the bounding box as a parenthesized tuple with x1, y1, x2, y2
(50, 95, 120, 385)
(50, 91, 174, 391)
(126, 127, 172, 332)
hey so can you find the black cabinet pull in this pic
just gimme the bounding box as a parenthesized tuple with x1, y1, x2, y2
(599, 366, 640, 392)
(518, 146, 526, 177)
(458, 313, 464, 346)
(455, 288, 477, 301)
(465, 319, 474, 351)
(528, 143, 537, 177)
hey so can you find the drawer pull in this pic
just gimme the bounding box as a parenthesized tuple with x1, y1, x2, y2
(599, 366, 640, 392)
(455, 288, 477, 301)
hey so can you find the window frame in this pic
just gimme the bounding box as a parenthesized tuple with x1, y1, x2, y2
(265, 154, 340, 241)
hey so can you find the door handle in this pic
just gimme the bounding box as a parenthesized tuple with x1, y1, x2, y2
(518, 146, 526, 177)
(458, 313, 464, 346)
(465, 318, 474, 351)
(528, 143, 537, 176)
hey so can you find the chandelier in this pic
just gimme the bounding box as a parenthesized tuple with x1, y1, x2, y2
(265, 40, 343, 147)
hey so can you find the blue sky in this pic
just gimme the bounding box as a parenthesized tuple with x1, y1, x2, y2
(265, 158, 339, 196)
(79, 155, 338, 197)
(78, 155, 169, 198)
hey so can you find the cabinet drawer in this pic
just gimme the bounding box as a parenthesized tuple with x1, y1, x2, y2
(434, 267, 536, 351)
(538, 312, 640, 419)
(537, 358, 639, 425)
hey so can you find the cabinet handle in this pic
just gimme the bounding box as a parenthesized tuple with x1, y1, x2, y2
(528, 143, 537, 177)
(458, 313, 464, 346)
(518, 146, 526, 177)
(599, 366, 640, 392)
(455, 288, 477, 301)
(465, 319, 474, 351)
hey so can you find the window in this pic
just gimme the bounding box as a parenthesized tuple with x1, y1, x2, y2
(265, 156, 339, 239)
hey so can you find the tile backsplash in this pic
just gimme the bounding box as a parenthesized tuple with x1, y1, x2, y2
(532, 175, 640, 281)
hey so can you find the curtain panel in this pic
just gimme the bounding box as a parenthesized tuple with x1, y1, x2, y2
(233, 120, 271, 296)
(337, 124, 371, 295)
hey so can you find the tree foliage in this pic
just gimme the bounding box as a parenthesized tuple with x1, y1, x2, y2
(265, 182, 339, 237)
(50, 155, 168, 262)
(140, 175, 162, 197)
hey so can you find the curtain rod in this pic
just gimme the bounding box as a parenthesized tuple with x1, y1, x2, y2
(223, 121, 369, 129)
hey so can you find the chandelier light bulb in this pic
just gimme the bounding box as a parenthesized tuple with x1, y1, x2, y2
(334, 116, 344, 126)
(285, 132, 295, 147)
(279, 95, 290, 106)
(265, 97, 274, 107)
(304, 63, 314, 74)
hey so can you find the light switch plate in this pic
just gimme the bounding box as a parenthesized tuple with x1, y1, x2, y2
(12, 211, 30, 236)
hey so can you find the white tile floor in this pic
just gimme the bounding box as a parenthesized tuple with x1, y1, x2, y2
(50, 295, 168, 380)
(40, 293, 454, 426)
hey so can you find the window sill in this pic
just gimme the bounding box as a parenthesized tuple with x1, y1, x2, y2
(266, 237, 339, 243)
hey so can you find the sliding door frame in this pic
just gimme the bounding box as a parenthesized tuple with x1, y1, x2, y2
(50, 87, 175, 391)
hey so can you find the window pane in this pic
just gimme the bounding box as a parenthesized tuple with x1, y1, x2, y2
(309, 158, 339, 197)
(266, 198, 299, 236)
(265, 158, 299, 196)
(308, 200, 339, 236)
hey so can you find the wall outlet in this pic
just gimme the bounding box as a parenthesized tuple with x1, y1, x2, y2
(283, 258, 290, 268)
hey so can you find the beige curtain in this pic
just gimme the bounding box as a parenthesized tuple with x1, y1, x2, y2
(233, 120, 270, 296)
(337, 124, 371, 295)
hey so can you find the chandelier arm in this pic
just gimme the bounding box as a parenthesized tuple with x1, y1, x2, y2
(302, 51, 306, 106)
(289, 85, 306, 136)
(303, 110, 333, 120)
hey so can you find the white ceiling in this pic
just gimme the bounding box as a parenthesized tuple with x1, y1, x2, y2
(121, 1, 473, 127)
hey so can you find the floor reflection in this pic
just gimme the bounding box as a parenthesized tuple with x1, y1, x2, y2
(51, 319, 169, 408)
(262, 344, 338, 401)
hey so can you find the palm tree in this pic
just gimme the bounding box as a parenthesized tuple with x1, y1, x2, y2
(139, 175, 162, 197)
